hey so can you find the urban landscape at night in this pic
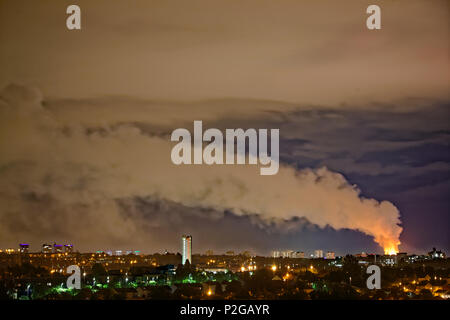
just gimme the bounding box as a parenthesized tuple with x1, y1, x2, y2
(0, 236, 448, 300)
(0, 0, 448, 315)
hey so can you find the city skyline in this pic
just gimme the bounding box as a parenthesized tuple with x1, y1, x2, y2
(2, 237, 447, 301)
(1, 239, 446, 258)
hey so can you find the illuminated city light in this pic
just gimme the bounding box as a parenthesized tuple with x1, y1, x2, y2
(1, 241, 448, 301)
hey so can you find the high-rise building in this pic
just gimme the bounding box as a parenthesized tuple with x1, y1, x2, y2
(281, 250, 294, 258)
(42, 244, 52, 254)
(272, 250, 304, 258)
(326, 251, 335, 259)
(182, 235, 192, 265)
(314, 250, 324, 258)
(293, 251, 305, 258)
(64, 244, 73, 253)
(272, 251, 281, 258)
(19, 243, 29, 253)
(53, 243, 63, 253)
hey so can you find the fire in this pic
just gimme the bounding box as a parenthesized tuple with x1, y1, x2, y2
(384, 246, 398, 255)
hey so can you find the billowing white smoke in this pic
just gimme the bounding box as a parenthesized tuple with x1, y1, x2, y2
(0, 85, 402, 252)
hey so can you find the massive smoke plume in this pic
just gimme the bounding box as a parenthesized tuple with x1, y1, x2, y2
(0, 84, 402, 253)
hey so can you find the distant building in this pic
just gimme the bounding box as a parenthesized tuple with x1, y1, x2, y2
(380, 255, 397, 266)
(19, 244, 29, 253)
(428, 248, 445, 259)
(272, 251, 281, 258)
(64, 244, 73, 253)
(42, 244, 52, 254)
(182, 235, 192, 265)
(272, 250, 304, 258)
(281, 250, 294, 258)
(396, 252, 407, 262)
(355, 252, 367, 258)
(203, 268, 228, 274)
(225, 251, 235, 256)
(157, 264, 176, 275)
(53, 244, 63, 253)
(115, 250, 123, 256)
(325, 251, 335, 259)
(314, 250, 324, 258)
(205, 250, 214, 256)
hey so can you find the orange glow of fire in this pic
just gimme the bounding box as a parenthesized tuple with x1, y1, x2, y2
(384, 246, 398, 255)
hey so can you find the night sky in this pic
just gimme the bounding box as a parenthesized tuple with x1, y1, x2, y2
(0, 0, 448, 256)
